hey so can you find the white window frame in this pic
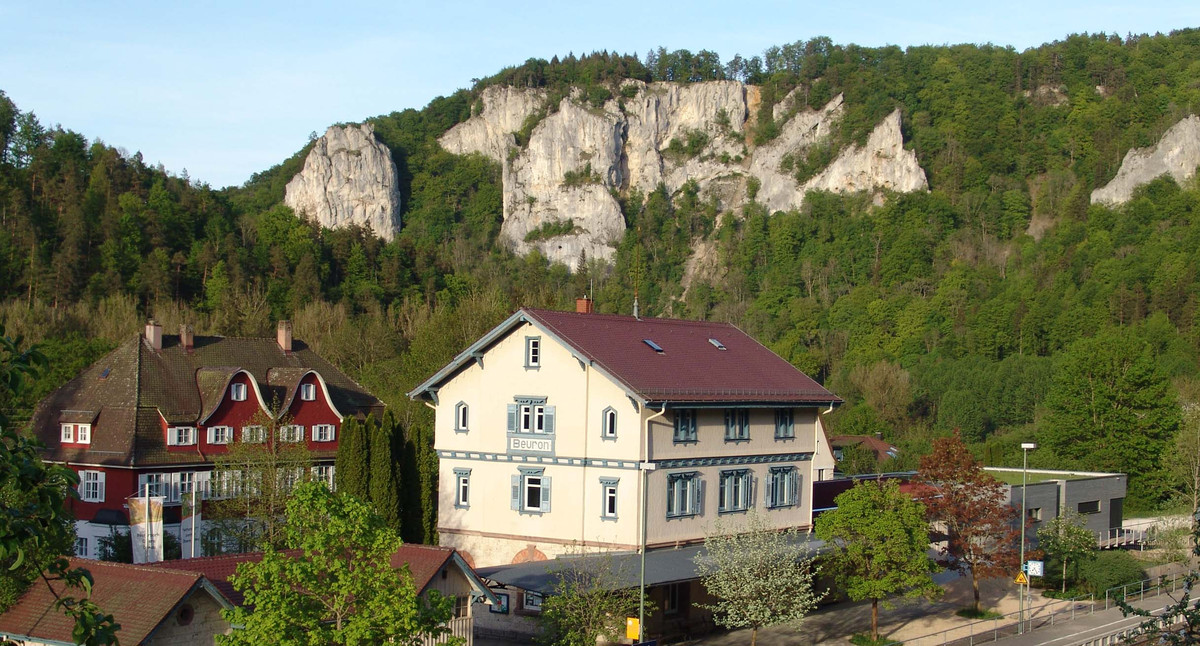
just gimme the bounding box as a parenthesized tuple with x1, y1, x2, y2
(766, 466, 799, 509)
(61, 423, 74, 443)
(138, 472, 166, 498)
(311, 424, 336, 442)
(513, 468, 551, 514)
(230, 382, 247, 402)
(300, 383, 316, 401)
(79, 470, 105, 503)
(454, 401, 469, 432)
(454, 468, 471, 509)
(718, 469, 751, 513)
(601, 407, 617, 440)
(75, 536, 89, 558)
(242, 425, 265, 443)
(525, 336, 541, 369)
(167, 426, 196, 446)
(600, 478, 619, 520)
(76, 424, 91, 444)
(666, 472, 700, 518)
(280, 425, 304, 443)
(311, 465, 335, 490)
(208, 425, 233, 445)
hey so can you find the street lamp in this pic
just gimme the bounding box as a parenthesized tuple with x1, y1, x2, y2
(1018, 442, 1037, 634)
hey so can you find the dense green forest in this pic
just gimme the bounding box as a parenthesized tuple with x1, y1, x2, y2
(3, 30, 1200, 529)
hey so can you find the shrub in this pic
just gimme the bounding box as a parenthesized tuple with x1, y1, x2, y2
(1080, 551, 1146, 597)
(524, 219, 579, 243)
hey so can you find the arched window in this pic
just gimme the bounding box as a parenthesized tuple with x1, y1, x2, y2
(601, 407, 617, 439)
(455, 402, 469, 432)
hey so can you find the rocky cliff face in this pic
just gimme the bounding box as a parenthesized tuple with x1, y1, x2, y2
(1092, 115, 1200, 206)
(439, 81, 928, 266)
(284, 124, 401, 240)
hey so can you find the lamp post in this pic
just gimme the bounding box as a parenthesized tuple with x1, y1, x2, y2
(1018, 442, 1037, 634)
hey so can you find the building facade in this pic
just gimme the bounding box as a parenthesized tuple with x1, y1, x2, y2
(32, 321, 384, 558)
(409, 304, 841, 570)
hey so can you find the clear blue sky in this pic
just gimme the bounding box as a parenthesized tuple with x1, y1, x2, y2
(2, 1, 1198, 189)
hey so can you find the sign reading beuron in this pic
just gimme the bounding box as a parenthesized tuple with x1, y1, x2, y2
(508, 433, 554, 455)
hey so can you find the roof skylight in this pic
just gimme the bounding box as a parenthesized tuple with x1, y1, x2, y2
(708, 338, 727, 350)
(642, 339, 664, 353)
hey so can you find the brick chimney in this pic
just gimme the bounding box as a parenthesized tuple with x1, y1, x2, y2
(180, 324, 194, 352)
(145, 320, 163, 352)
(277, 320, 293, 353)
(575, 296, 594, 314)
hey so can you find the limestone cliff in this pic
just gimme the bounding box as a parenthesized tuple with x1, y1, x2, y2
(439, 81, 927, 266)
(284, 124, 401, 240)
(1091, 115, 1200, 205)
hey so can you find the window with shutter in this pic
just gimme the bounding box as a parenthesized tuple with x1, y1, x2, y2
(666, 473, 701, 518)
(673, 410, 697, 443)
(775, 409, 795, 439)
(718, 469, 752, 513)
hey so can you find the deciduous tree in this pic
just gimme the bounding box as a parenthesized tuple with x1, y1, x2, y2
(694, 512, 823, 646)
(538, 550, 646, 646)
(219, 482, 455, 646)
(1036, 512, 1095, 594)
(916, 431, 1019, 613)
(814, 479, 941, 641)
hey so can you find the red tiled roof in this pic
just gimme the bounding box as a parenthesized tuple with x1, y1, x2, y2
(152, 543, 457, 607)
(0, 558, 216, 644)
(830, 435, 900, 460)
(524, 308, 839, 404)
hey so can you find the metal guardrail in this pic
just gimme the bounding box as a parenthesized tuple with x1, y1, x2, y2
(889, 594, 1096, 646)
(1103, 570, 1191, 611)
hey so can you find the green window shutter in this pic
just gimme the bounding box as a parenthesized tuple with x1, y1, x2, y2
(695, 478, 705, 516)
(689, 411, 697, 440)
(724, 410, 732, 440)
(765, 471, 776, 507)
(792, 471, 801, 505)
(507, 404, 517, 432)
(511, 475, 520, 510)
(541, 476, 552, 512)
(544, 406, 555, 433)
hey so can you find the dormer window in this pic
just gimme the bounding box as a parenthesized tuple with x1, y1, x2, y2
(61, 424, 74, 443)
(231, 383, 247, 402)
(300, 383, 316, 401)
(76, 424, 91, 444)
(167, 426, 196, 446)
(525, 337, 541, 369)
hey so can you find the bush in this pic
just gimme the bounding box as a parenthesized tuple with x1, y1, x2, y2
(1080, 551, 1146, 597)
(524, 219, 579, 243)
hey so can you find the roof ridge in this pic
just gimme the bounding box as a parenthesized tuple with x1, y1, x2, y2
(72, 557, 203, 580)
(523, 307, 738, 328)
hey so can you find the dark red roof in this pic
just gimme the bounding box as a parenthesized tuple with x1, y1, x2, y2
(830, 435, 900, 460)
(525, 308, 838, 404)
(152, 543, 457, 607)
(0, 558, 219, 644)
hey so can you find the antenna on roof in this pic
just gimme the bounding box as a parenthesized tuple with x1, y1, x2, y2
(630, 243, 644, 320)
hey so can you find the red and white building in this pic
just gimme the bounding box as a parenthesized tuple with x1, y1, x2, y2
(31, 320, 384, 558)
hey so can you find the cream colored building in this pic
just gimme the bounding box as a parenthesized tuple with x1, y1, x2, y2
(411, 305, 840, 570)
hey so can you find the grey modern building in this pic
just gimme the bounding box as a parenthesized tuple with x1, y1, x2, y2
(985, 468, 1127, 548)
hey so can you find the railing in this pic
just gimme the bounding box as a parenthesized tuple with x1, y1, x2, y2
(420, 616, 472, 646)
(1103, 570, 1192, 611)
(892, 594, 1095, 646)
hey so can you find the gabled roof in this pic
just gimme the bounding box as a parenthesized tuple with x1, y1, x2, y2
(152, 543, 497, 607)
(830, 435, 900, 461)
(409, 308, 840, 406)
(32, 332, 384, 466)
(0, 558, 231, 645)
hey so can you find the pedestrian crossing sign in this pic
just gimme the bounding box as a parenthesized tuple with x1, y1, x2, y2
(1014, 572, 1029, 585)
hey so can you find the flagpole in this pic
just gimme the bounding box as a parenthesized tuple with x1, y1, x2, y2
(143, 478, 149, 556)
(190, 483, 197, 558)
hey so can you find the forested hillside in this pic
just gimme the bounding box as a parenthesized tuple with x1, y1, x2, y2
(2, 30, 1200, 524)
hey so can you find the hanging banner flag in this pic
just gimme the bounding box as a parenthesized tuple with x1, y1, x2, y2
(180, 487, 201, 559)
(129, 494, 164, 564)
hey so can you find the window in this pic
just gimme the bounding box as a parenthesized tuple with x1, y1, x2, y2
(230, 382, 247, 402)
(1078, 500, 1101, 514)
(453, 595, 470, 619)
(300, 383, 316, 401)
(724, 410, 750, 442)
(1027, 507, 1042, 521)
(766, 466, 799, 509)
(176, 471, 195, 503)
(523, 591, 543, 612)
(508, 400, 555, 434)
(167, 426, 196, 446)
(312, 465, 335, 490)
(666, 472, 701, 518)
(454, 468, 471, 509)
(280, 467, 303, 491)
(511, 468, 551, 513)
(242, 425, 265, 443)
(664, 582, 687, 615)
(138, 472, 165, 498)
(775, 409, 794, 439)
(79, 470, 105, 503)
(600, 478, 619, 519)
(207, 426, 233, 444)
(61, 423, 74, 443)
(280, 425, 304, 443)
(75, 537, 89, 558)
(673, 409, 697, 443)
(311, 424, 336, 442)
(718, 469, 752, 513)
(525, 336, 541, 369)
(76, 424, 91, 444)
(211, 470, 239, 500)
(454, 402, 469, 432)
(601, 407, 617, 439)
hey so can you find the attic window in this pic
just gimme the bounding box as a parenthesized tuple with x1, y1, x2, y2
(708, 338, 727, 350)
(642, 339, 664, 354)
(99, 368, 111, 381)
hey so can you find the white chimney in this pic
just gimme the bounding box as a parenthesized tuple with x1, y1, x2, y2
(277, 320, 293, 353)
(145, 320, 163, 352)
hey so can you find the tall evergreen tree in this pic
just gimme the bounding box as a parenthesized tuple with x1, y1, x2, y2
(334, 416, 370, 502)
(368, 414, 403, 533)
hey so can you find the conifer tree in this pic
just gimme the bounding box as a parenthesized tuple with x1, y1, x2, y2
(368, 414, 403, 533)
(334, 416, 370, 502)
